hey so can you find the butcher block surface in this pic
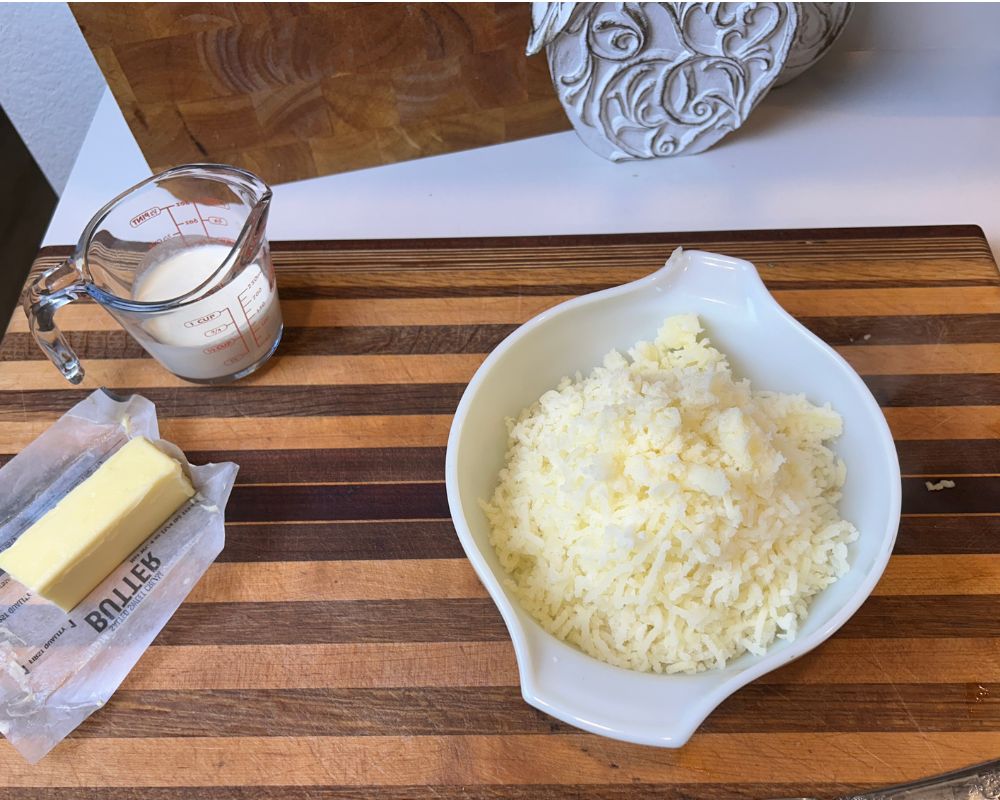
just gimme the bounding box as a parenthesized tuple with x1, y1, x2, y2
(0, 225, 998, 797)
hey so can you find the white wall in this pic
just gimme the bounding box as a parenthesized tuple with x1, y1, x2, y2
(837, 2, 1000, 52)
(0, 2, 105, 193)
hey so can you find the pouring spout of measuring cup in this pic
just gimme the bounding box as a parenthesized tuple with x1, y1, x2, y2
(24, 260, 88, 384)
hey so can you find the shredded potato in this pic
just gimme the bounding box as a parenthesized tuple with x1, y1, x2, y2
(482, 315, 857, 673)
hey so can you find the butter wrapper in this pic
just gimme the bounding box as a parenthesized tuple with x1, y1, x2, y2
(0, 389, 238, 762)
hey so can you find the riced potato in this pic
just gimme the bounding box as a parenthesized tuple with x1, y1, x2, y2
(482, 314, 857, 673)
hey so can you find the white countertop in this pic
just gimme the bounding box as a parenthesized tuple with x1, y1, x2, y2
(45, 3, 1000, 258)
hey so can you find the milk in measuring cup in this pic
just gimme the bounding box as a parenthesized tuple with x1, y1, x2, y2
(133, 243, 281, 380)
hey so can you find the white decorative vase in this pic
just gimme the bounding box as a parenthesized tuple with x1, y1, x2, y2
(528, 2, 852, 161)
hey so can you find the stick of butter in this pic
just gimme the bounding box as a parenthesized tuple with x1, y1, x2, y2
(0, 436, 195, 611)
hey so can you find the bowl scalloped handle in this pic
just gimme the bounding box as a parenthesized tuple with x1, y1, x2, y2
(649, 248, 771, 312)
(515, 619, 729, 747)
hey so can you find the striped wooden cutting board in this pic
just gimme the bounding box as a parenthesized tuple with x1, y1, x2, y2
(0, 226, 998, 798)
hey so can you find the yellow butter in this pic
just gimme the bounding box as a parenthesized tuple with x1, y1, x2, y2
(0, 436, 195, 611)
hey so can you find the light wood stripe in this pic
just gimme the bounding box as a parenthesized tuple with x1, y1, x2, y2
(758, 638, 1000, 685)
(161, 416, 453, 450)
(1, 344, 998, 391)
(0, 351, 973, 396)
(187, 560, 488, 602)
(4, 732, 999, 787)
(0, 355, 485, 390)
(775, 286, 1000, 317)
(0, 407, 992, 450)
(884, 407, 1000, 440)
(184, 556, 1000, 603)
(8, 286, 1000, 336)
(838, 344, 1000, 375)
(235, 259, 999, 289)
(874, 555, 1000, 595)
(118, 638, 1000, 692)
(7, 303, 118, 333)
(0, 415, 453, 451)
(123, 642, 520, 690)
(4, 296, 574, 333)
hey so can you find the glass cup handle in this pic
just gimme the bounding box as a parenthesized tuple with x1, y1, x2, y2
(23, 260, 87, 384)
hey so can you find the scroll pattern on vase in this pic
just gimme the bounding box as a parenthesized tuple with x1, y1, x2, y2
(541, 2, 800, 160)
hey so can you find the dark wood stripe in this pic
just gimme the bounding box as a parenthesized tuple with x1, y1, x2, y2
(4, 442, 994, 485)
(34, 222, 990, 253)
(152, 599, 509, 645)
(273, 278, 1000, 300)
(220, 478, 996, 524)
(5, 315, 1000, 363)
(220, 521, 464, 562)
(902, 477, 1000, 515)
(0, 785, 873, 800)
(279, 223, 988, 252)
(894, 516, 1000, 555)
(0, 385, 465, 419)
(0, 325, 518, 360)
(276, 283, 606, 300)
(800, 314, 1000, 345)
(0, 331, 148, 361)
(141, 596, 1000, 646)
(839, 596, 1000, 638)
(211, 447, 446, 484)
(896, 374, 1000, 408)
(896, 440, 1000, 475)
(72, 687, 563, 738)
(709, 682, 1000, 732)
(227, 483, 451, 523)
(279, 324, 515, 356)
(218, 516, 997, 563)
(2, 467, 988, 557)
(71, 682, 1000, 739)
(865, 374, 1000, 407)
(0, 376, 994, 420)
(163, 444, 1000, 486)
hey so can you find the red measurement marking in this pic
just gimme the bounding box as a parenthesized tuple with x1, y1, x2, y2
(225, 306, 251, 358)
(237, 280, 263, 347)
(164, 205, 187, 245)
(203, 338, 239, 355)
(193, 202, 211, 238)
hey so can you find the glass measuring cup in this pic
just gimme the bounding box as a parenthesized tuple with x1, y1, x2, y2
(25, 164, 283, 384)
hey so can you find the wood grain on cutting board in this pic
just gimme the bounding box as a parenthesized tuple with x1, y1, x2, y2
(0, 225, 998, 797)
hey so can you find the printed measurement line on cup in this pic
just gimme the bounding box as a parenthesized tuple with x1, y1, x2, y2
(226, 307, 252, 356)
(193, 203, 212, 238)
(130, 201, 232, 242)
(238, 270, 267, 347)
(163, 206, 188, 245)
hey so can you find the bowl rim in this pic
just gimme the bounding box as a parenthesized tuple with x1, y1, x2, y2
(445, 248, 902, 746)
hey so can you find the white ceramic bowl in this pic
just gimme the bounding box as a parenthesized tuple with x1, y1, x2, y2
(445, 249, 901, 747)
